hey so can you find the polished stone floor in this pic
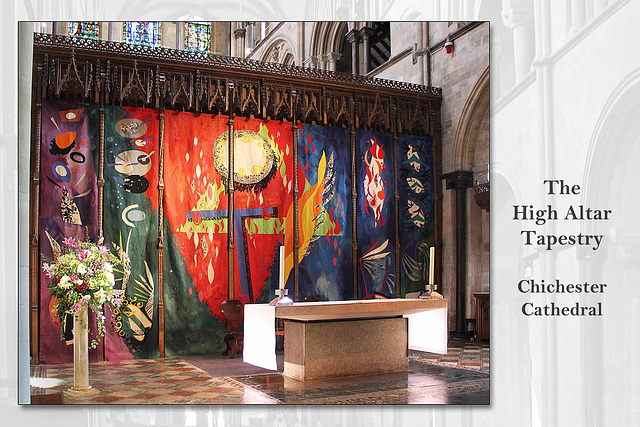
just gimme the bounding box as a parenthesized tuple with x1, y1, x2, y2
(225, 361, 489, 404)
(30, 339, 489, 405)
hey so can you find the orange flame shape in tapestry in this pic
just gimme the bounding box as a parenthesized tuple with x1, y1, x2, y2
(282, 151, 336, 286)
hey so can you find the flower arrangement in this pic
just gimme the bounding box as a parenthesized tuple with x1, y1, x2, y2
(42, 236, 124, 349)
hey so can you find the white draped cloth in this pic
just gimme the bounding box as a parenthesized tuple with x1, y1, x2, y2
(243, 302, 448, 371)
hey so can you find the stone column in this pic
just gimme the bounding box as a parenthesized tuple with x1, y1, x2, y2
(304, 56, 319, 69)
(234, 27, 247, 58)
(318, 54, 329, 71)
(327, 52, 343, 72)
(298, 22, 305, 66)
(360, 27, 374, 74)
(593, 0, 608, 15)
(230, 22, 238, 57)
(246, 22, 255, 49)
(442, 170, 474, 335)
(176, 22, 184, 50)
(571, 0, 586, 32)
(503, 0, 535, 83)
(64, 305, 98, 396)
(346, 29, 360, 75)
(18, 20, 34, 404)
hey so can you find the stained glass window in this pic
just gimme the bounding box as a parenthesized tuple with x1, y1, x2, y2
(184, 22, 211, 53)
(67, 22, 100, 39)
(123, 22, 162, 47)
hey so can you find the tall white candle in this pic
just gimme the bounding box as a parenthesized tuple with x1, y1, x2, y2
(279, 245, 285, 290)
(429, 246, 435, 285)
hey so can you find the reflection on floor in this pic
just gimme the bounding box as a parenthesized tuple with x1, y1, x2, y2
(30, 339, 489, 405)
(410, 337, 490, 373)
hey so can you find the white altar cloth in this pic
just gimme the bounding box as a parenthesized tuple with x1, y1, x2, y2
(243, 299, 448, 371)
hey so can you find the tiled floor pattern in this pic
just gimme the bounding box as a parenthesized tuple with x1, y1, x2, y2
(30, 339, 489, 405)
(31, 358, 278, 404)
(410, 338, 490, 372)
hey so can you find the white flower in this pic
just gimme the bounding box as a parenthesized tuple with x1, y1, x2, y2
(94, 289, 106, 304)
(59, 275, 72, 290)
(106, 272, 115, 285)
(76, 263, 87, 275)
(76, 279, 83, 286)
(104, 262, 113, 273)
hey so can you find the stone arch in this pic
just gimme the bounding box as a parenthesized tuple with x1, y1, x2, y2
(581, 67, 640, 424)
(453, 66, 490, 170)
(260, 37, 296, 65)
(309, 22, 345, 56)
(282, 52, 295, 66)
(584, 68, 640, 214)
(308, 22, 349, 70)
(400, 7, 425, 20)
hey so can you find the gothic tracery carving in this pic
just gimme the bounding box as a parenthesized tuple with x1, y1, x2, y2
(34, 33, 440, 133)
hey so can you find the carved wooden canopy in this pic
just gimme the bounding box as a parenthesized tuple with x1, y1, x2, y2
(32, 33, 442, 136)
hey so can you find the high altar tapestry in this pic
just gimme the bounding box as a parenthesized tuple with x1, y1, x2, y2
(38, 105, 435, 361)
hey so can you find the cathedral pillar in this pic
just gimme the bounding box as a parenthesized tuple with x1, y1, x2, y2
(570, 0, 587, 32)
(503, 0, 535, 83)
(318, 54, 329, 70)
(360, 27, 374, 74)
(246, 22, 255, 50)
(593, 0, 608, 15)
(346, 29, 360, 75)
(212, 22, 230, 55)
(327, 52, 342, 72)
(304, 56, 318, 69)
(442, 170, 474, 335)
(234, 26, 246, 58)
(177, 22, 184, 50)
(230, 23, 238, 57)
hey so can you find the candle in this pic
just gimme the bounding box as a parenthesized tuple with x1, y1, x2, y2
(279, 245, 285, 290)
(429, 246, 435, 286)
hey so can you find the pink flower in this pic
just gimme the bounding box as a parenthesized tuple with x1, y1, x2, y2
(77, 249, 90, 260)
(70, 274, 78, 281)
(86, 269, 94, 276)
(98, 245, 108, 254)
(42, 264, 55, 279)
(62, 236, 76, 246)
(71, 303, 81, 313)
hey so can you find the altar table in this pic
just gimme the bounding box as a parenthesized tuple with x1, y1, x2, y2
(243, 299, 448, 381)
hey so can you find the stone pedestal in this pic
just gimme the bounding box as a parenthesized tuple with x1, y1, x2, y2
(283, 317, 408, 381)
(64, 305, 98, 397)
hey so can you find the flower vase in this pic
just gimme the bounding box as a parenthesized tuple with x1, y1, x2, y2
(63, 304, 99, 397)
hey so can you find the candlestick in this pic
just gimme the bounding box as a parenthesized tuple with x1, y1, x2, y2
(279, 245, 285, 290)
(429, 246, 435, 286)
